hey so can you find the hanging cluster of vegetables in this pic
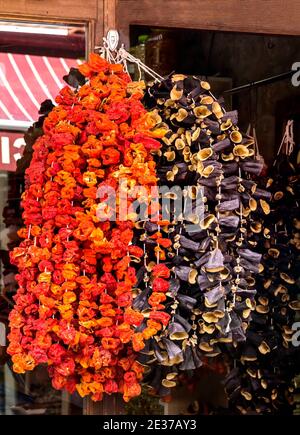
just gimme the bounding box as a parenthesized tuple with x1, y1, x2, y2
(225, 125, 300, 414)
(0, 111, 47, 319)
(6, 49, 300, 410)
(7, 53, 171, 402)
(136, 74, 270, 396)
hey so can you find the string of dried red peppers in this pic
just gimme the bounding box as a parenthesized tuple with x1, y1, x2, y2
(7, 54, 169, 402)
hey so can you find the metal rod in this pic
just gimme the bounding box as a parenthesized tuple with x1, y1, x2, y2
(224, 70, 294, 94)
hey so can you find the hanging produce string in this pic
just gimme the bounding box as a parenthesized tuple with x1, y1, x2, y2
(225, 117, 300, 414)
(117, 47, 164, 82)
(95, 28, 162, 318)
(274, 120, 295, 164)
(8, 38, 172, 402)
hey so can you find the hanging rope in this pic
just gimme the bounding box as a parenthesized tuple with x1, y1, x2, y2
(246, 124, 261, 158)
(95, 30, 164, 82)
(117, 47, 164, 82)
(274, 119, 295, 165)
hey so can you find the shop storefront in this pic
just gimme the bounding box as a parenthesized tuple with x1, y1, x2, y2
(0, 0, 299, 418)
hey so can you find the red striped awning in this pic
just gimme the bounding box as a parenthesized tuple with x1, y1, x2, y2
(0, 53, 81, 128)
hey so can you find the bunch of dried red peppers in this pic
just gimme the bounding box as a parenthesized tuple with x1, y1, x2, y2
(7, 54, 172, 402)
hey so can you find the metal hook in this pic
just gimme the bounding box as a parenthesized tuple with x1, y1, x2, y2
(106, 29, 119, 52)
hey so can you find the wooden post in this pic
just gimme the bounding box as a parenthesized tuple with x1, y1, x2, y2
(104, 0, 117, 34)
(84, 394, 125, 415)
(94, 0, 117, 63)
(61, 391, 70, 415)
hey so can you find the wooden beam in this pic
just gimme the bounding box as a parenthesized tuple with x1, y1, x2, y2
(104, 0, 117, 34)
(94, 0, 117, 51)
(117, 0, 300, 47)
(84, 394, 125, 415)
(0, 0, 98, 20)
